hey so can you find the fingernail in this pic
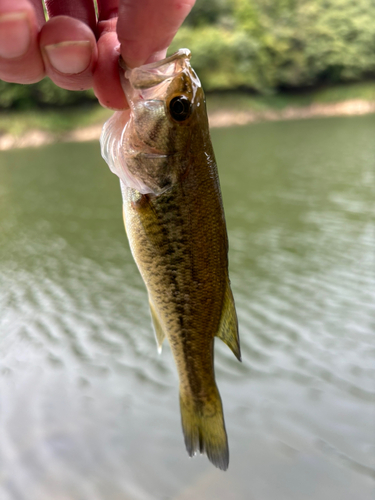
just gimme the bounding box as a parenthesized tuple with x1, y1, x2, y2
(44, 41, 92, 74)
(0, 12, 31, 59)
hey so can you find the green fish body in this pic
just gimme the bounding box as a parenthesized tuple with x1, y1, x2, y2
(101, 49, 241, 470)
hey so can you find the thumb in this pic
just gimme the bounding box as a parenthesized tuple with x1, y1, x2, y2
(117, 0, 195, 68)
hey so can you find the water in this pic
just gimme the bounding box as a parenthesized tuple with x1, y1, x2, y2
(0, 115, 374, 499)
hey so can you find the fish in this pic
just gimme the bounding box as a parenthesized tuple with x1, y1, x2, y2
(100, 49, 241, 471)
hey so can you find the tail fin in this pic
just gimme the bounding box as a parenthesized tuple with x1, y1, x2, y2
(179, 388, 229, 471)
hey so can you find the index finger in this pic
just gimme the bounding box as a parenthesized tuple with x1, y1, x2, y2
(0, 0, 45, 83)
(117, 0, 194, 68)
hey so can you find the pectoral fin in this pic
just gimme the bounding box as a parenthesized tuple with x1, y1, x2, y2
(122, 204, 128, 234)
(216, 282, 241, 362)
(149, 301, 165, 353)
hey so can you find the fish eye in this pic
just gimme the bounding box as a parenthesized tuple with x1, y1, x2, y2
(169, 96, 191, 122)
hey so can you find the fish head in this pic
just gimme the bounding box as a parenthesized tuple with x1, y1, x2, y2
(100, 49, 207, 195)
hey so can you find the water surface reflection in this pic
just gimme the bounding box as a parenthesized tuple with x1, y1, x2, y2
(0, 115, 374, 499)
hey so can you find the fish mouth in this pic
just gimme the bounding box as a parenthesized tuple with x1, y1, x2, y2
(121, 49, 191, 91)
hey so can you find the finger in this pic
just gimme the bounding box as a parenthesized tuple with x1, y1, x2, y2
(28, 0, 46, 28)
(96, 10, 117, 38)
(117, 0, 195, 68)
(0, 0, 45, 83)
(39, 15, 97, 90)
(93, 30, 127, 110)
(97, 0, 118, 21)
(94, 2, 125, 109)
(44, 0, 96, 33)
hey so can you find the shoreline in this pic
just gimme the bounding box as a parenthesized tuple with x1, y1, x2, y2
(1, 98, 374, 152)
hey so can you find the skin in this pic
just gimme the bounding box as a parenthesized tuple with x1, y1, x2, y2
(0, 0, 195, 109)
(102, 52, 241, 470)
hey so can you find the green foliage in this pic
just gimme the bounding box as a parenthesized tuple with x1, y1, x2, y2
(171, 26, 268, 91)
(171, 0, 375, 92)
(299, 0, 375, 82)
(184, 0, 233, 26)
(0, 106, 112, 136)
(0, 78, 96, 110)
(1, 0, 375, 108)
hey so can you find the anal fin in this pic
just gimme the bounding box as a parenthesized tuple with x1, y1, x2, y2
(149, 301, 166, 353)
(216, 282, 241, 362)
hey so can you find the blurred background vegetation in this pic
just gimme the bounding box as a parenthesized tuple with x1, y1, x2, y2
(1, 0, 375, 111)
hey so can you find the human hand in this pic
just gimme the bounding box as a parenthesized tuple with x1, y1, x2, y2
(0, 0, 195, 109)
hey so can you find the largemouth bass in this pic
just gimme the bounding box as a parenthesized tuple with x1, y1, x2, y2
(100, 49, 241, 471)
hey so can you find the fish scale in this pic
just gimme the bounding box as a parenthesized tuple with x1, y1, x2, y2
(101, 49, 241, 470)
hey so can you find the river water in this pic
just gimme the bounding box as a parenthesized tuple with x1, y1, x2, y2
(0, 115, 374, 499)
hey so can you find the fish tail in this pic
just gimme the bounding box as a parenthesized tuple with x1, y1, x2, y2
(179, 387, 229, 471)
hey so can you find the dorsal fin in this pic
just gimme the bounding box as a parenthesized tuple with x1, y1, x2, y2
(149, 300, 166, 353)
(216, 282, 241, 362)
